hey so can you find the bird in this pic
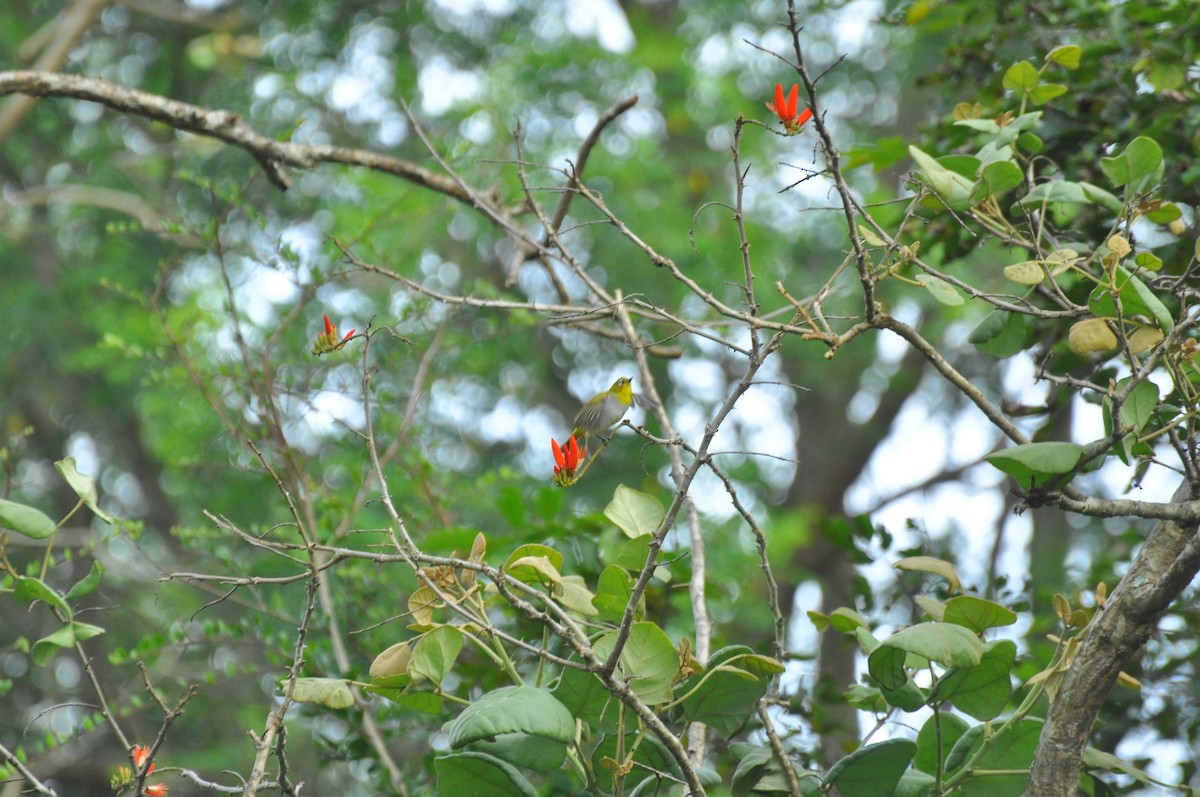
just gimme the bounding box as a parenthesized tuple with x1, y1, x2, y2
(571, 377, 636, 456)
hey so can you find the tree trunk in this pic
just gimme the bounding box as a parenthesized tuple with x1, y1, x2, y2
(1029, 479, 1200, 795)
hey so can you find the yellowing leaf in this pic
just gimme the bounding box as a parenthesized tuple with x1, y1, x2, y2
(1128, 325, 1164, 355)
(894, 556, 963, 594)
(1003, 260, 1044, 285)
(1068, 318, 1118, 354)
(1107, 235, 1132, 259)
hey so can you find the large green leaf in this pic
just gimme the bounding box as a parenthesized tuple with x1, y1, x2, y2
(945, 718, 1042, 797)
(1089, 267, 1174, 332)
(604, 485, 664, 539)
(868, 623, 983, 691)
(931, 640, 1016, 720)
(0, 499, 56, 539)
(593, 732, 682, 794)
(470, 733, 567, 773)
(14, 576, 70, 616)
(914, 712, 971, 775)
(593, 622, 679, 705)
(447, 686, 574, 748)
(824, 739, 917, 797)
(1099, 136, 1163, 189)
(592, 565, 637, 623)
(970, 160, 1023, 203)
(678, 646, 783, 739)
(553, 664, 617, 733)
(985, 441, 1085, 490)
(909, 146, 976, 210)
(969, 310, 1027, 358)
(942, 596, 1017, 633)
(434, 751, 539, 797)
(410, 625, 464, 686)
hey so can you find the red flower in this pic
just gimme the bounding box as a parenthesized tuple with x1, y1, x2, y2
(131, 745, 168, 795)
(132, 745, 155, 776)
(765, 83, 813, 135)
(313, 313, 356, 355)
(551, 435, 585, 485)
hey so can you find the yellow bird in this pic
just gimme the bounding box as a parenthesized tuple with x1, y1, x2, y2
(571, 377, 636, 455)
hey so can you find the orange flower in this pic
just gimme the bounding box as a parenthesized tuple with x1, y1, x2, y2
(145, 785, 169, 796)
(313, 313, 356, 355)
(551, 435, 585, 486)
(765, 83, 813, 135)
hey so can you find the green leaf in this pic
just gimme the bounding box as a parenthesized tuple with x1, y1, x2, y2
(362, 673, 413, 701)
(289, 677, 354, 709)
(1045, 44, 1082, 69)
(1134, 251, 1163, 271)
(942, 596, 1017, 633)
(1079, 181, 1124, 213)
(72, 621, 105, 642)
(908, 146, 976, 210)
(0, 499, 57, 539)
(65, 561, 105, 601)
(31, 625, 80, 666)
(824, 739, 917, 797)
(1100, 136, 1164, 189)
(1118, 377, 1159, 435)
(931, 640, 1016, 720)
(14, 576, 71, 616)
(914, 712, 971, 774)
(471, 732, 567, 773)
(880, 674, 928, 712)
(1144, 203, 1181, 225)
(985, 441, 1085, 490)
(1091, 267, 1174, 332)
(868, 623, 983, 690)
(447, 686, 574, 748)
(503, 544, 563, 575)
(504, 555, 563, 589)
(552, 663, 615, 732)
(1002, 60, 1039, 91)
(971, 160, 1023, 203)
(969, 311, 1027, 358)
(915, 274, 966, 306)
(592, 565, 638, 623)
(1016, 180, 1090, 207)
(593, 732, 684, 794)
(895, 769, 936, 797)
(434, 751, 539, 797)
(604, 485, 664, 539)
(1029, 83, 1068, 104)
(593, 622, 679, 705)
(55, 457, 117, 525)
(1082, 747, 1166, 790)
(410, 626, 464, 686)
(945, 718, 1042, 796)
(556, 574, 598, 616)
(678, 646, 780, 739)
